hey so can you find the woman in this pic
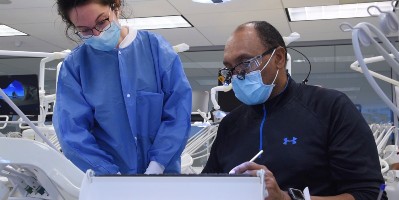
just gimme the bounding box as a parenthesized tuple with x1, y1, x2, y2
(53, 0, 192, 175)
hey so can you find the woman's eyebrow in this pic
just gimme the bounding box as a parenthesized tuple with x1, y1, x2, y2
(75, 12, 106, 28)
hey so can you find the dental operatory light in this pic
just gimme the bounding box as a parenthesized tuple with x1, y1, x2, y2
(119, 15, 192, 30)
(0, 25, 27, 37)
(192, 0, 231, 4)
(287, 1, 394, 22)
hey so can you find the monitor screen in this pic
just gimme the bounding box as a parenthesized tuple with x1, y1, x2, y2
(0, 74, 40, 115)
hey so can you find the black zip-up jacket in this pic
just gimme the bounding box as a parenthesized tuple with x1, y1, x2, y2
(202, 77, 386, 200)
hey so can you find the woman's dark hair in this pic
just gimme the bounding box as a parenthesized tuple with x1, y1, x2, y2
(56, 0, 123, 41)
(241, 21, 287, 64)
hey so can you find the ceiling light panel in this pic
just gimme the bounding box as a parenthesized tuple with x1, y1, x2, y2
(0, 25, 27, 37)
(119, 15, 192, 30)
(287, 1, 394, 22)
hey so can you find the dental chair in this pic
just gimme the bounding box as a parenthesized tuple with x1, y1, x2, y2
(0, 137, 83, 200)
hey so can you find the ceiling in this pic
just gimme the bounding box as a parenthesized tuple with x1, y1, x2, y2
(0, 0, 397, 116)
(0, 0, 391, 52)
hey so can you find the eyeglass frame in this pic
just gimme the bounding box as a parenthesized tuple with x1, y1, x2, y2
(74, 8, 113, 39)
(219, 46, 278, 84)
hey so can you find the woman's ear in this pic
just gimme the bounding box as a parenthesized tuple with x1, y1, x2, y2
(112, 1, 122, 18)
(115, 9, 120, 18)
(113, 0, 122, 10)
(111, 4, 120, 17)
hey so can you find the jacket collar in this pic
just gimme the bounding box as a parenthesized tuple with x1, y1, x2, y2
(248, 75, 298, 117)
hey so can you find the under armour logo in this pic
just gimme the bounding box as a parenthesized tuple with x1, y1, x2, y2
(283, 137, 297, 145)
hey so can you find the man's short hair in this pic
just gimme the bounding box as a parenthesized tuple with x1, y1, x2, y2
(239, 21, 287, 63)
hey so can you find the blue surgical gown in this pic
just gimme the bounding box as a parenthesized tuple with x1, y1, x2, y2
(53, 30, 192, 175)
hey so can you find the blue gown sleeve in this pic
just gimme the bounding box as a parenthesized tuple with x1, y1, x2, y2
(147, 36, 192, 172)
(53, 54, 120, 175)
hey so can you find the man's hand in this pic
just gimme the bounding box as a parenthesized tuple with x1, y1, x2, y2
(230, 162, 290, 200)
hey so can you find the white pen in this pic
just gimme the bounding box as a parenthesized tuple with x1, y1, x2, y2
(249, 150, 264, 162)
(229, 150, 265, 174)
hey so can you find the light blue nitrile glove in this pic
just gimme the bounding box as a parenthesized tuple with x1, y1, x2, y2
(144, 161, 165, 174)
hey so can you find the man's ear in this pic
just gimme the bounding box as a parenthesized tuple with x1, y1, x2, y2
(274, 47, 286, 69)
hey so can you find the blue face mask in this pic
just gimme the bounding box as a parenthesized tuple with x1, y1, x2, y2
(84, 21, 121, 51)
(232, 49, 278, 105)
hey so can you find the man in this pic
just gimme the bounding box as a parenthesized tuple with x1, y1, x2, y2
(202, 21, 386, 200)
